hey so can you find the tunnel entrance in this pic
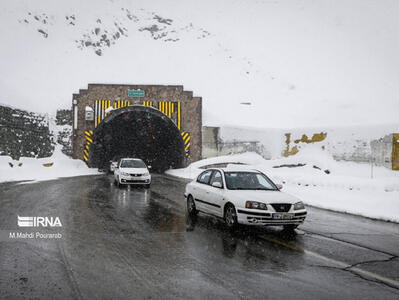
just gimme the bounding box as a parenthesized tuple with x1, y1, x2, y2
(72, 84, 202, 167)
(89, 106, 186, 172)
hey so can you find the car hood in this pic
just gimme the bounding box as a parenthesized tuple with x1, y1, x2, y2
(119, 168, 148, 173)
(225, 189, 300, 204)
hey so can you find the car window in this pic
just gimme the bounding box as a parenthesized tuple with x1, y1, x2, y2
(197, 170, 213, 184)
(257, 175, 274, 187)
(224, 172, 278, 190)
(120, 160, 147, 168)
(209, 171, 223, 188)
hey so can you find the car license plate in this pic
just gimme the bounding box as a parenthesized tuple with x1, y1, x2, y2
(272, 213, 293, 220)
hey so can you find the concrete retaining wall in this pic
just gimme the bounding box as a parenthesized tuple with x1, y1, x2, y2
(202, 124, 399, 169)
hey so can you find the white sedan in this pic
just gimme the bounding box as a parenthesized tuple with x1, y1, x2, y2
(114, 158, 151, 188)
(184, 168, 306, 230)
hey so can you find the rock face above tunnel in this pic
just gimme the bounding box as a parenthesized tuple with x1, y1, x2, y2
(71, 84, 202, 169)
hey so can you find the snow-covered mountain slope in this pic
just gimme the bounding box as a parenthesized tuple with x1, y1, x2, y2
(1, 0, 398, 128)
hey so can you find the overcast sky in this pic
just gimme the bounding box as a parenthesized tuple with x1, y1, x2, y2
(0, 0, 398, 128)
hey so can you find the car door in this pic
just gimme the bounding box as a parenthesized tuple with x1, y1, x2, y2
(203, 170, 226, 217)
(192, 170, 213, 213)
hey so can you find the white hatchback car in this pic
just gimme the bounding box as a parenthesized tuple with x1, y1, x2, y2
(114, 158, 151, 188)
(184, 168, 306, 230)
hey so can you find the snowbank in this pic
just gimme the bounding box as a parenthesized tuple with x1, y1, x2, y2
(166, 149, 399, 222)
(0, 110, 100, 184)
(0, 146, 100, 184)
(166, 152, 265, 180)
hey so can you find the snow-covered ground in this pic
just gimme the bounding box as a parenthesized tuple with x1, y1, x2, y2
(0, 115, 100, 184)
(0, 146, 100, 184)
(166, 149, 399, 223)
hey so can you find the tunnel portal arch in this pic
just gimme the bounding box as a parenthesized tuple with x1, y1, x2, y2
(89, 105, 186, 172)
(71, 84, 202, 171)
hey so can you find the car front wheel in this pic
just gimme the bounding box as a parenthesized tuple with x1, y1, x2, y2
(224, 204, 238, 229)
(187, 195, 198, 216)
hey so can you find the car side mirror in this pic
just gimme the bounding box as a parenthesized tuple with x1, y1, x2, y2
(148, 166, 152, 169)
(276, 183, 283, 190)
(211, 182, 222, 188)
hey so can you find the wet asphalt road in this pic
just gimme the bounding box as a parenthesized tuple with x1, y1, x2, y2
(0, 174, 399, 299)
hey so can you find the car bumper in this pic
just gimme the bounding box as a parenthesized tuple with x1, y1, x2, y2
(236, 209, 306, 226)
(119, 175, 151, 185)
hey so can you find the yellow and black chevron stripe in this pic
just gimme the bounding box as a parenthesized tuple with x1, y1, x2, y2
(158, 101, 181, 129)
(181, 131, 190, 157)
(95, 100, 131, 127)
(142, 101, 153, 107)
(83, 130, 93, 164)
(114, 100, 130, 109)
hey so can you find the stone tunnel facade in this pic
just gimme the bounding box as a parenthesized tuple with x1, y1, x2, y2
(71, 84, 202, 168)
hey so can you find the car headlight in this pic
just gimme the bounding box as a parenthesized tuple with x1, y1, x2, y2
(143, 172, 150, 176)
(121, 172, 129, 176)
(294, 201, 305, 210)
(245, 201, 268, 210)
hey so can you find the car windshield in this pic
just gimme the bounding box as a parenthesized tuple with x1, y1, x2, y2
(224, 172, 278, 190)
(120, 160, 146, 168)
